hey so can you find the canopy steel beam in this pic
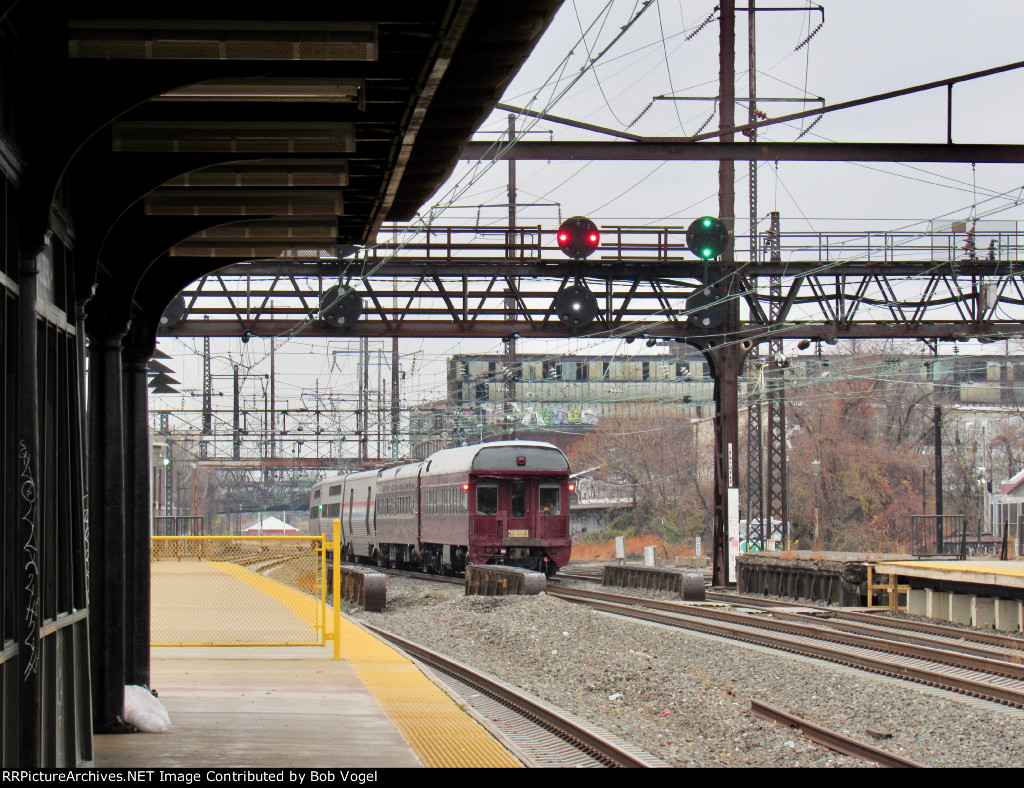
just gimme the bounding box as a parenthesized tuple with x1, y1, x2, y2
(462, 140, 1024, 164)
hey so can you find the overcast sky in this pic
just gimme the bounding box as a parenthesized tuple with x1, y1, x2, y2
(441, 0, 1024, 230)
(153, 2, 1024, 446)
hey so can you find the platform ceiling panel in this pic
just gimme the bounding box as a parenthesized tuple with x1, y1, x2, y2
(10, 1, 563, 322)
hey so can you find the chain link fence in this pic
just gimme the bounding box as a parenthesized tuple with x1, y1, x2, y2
(151, 536, 326, 646)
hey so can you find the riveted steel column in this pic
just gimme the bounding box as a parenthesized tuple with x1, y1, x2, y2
(122, 348, 151, 690)
(17, 245, 43, 766)
(87, 326, 130, 732)
(710, 0, 740, 588)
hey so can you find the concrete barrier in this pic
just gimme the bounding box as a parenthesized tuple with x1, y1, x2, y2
(674, 556, 711, 570)
(465, 565, 546, 596)
(603, 564, 706, 601)
(339, 565, 387, 612)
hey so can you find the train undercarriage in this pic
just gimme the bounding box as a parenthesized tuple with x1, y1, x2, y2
(340, 542, 561, 577)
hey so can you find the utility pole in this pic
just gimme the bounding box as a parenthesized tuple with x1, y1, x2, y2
(201, 336, 211, 458)
(232, 364, 240, 460)
(270, 336, 276, 463)
(391, 338, 400, 459)
(359, 336, 369, 461)
(504, 113, 519, 441)
(744, 1, 765, 550)
(935, 404, 944, 551)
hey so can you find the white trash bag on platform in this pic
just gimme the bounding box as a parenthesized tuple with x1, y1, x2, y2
(124, 685, 171, 733)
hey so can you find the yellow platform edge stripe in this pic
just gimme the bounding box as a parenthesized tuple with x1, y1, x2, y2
(208, 561, 521, 768)
(335, 616, 522, 768)
(877, 560, 1024, 577)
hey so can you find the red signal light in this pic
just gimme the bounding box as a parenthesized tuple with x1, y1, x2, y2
(462, 483, 470, 491)
(517, 456, 526, 466)
(556, 216, 600, 259)
(568, 483, 576, 492)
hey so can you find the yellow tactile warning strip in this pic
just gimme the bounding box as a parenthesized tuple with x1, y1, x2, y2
(334, 618, 522, 768)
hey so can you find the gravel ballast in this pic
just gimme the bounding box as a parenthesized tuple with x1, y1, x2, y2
(344, 572, 1024, 768)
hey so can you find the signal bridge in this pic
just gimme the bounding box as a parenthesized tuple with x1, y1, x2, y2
(162, 220, 1024, 345)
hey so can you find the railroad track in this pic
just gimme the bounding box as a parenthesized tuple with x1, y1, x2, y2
(547, 585, 1024, 710)
(708, 590, 1024, 654)
(346, 563, 1024, 709)
(361, 623, 667, 768)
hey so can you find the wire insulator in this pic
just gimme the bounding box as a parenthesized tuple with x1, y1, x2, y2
(794, 21, 823, 52)
(627, 100, 654, 129)
(795, 114, 823, 140)
(686, 7, 718, 41)
(694, 111, 716, 137)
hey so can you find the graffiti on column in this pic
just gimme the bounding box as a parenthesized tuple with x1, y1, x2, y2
(83, 492, 91, 603)
(19, 440, 40, 678)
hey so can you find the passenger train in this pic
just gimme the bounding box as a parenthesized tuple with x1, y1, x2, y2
(309, 441, 574, 576)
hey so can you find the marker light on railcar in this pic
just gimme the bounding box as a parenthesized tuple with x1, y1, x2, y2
(462, 483, 470, 490)
(517, 456, 526, 466)
(568, 483, 576, 492)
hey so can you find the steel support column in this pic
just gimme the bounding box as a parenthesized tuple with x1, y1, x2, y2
(122, 349, 151, 691)
(711, 346, 743, 587)
(87, 327, 131, 732)
(710, 0, 740, 588)
(17, 245, 43, 767)
(746, 369, 765, 548)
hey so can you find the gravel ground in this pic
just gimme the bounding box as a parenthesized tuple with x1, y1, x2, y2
(343, 570, 1024, 768)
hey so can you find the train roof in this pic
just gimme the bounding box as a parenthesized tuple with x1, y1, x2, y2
(313, 468, 380, 488)
(422, 441, 569, 476)
(378, 461, 425, 481)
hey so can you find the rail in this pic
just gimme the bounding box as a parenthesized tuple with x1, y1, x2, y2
(750, 700, 924, 768)
(363, 623, 666, 767)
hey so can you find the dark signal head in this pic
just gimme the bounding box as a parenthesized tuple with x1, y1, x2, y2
(556, 216, 600, 259)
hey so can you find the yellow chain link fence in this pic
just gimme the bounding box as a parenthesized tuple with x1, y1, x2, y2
(151, 535, 327, 646)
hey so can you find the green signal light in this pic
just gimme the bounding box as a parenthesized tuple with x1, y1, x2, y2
(686, 216, 729, 261)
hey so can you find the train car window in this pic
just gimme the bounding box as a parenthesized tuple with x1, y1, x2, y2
(477, 484, 498, 515)
(539, 485, 561, 515)
(329, 484, 342, 496)
(309, 506, 318, 520)
(313, 489, 321, 500)
(327, 503, 340, 518)
(511, 481, 525, 517)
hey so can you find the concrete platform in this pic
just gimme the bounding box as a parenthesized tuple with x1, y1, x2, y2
(736, 551, 912, 606)
(875, 559, 1024, 631)
(93, 645, 424, 769)
(94, 558, 524, 769)
(873, 560, 1024, 594)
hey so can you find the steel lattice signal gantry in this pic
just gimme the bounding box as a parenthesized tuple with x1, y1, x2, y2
(161, 223, 1024, 344)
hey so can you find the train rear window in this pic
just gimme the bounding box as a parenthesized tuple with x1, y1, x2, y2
(539, 485, 561, 515)
(476, 484, 498, 515)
